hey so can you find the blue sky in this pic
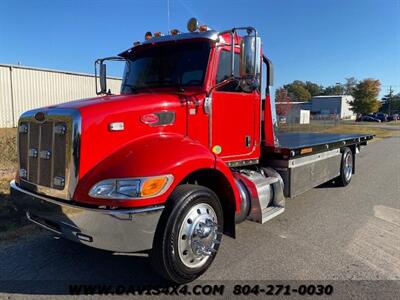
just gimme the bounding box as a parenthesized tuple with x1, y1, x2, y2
(1, 0, 399, 97)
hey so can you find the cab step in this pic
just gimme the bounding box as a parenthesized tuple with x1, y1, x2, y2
(234, 167, 285, 224)
(260, 206, 285, 223)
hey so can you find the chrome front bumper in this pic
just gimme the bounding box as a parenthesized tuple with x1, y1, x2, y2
(10, 180, 164, 253)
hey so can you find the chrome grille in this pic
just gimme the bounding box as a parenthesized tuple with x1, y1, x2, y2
(18, 109, 81, 200)
(19, 120, 67, 189)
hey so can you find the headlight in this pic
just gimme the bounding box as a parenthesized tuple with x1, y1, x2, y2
(89, 175, 173, 199)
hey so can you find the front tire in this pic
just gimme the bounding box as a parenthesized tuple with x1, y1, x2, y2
(150, 185, 223, 284)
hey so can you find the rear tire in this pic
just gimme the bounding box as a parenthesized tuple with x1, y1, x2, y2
(336, 147, 353, 186)
(150, 184, 223, 284)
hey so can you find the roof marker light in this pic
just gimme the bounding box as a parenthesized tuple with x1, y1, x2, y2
(144, 31, 152, 40)
(198, 25, 209, 32)
(170, 29, 180, 36)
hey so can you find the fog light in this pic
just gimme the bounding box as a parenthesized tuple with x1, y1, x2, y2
(19, 124, 28, 133)
(53, 176, 65, 188)
(28, 148, 38, 158)
(39, 150, 51, 160)
(54, 124, 66, 135)
(19, 169, 27, 178)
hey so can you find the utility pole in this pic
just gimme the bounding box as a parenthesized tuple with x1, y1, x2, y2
(388, 86, 393, 115)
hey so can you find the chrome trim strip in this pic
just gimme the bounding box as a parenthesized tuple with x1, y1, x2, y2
(227, 159, 259, 167)
(266, 149, 341, 169)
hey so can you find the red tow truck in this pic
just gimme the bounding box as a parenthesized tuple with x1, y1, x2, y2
(10, 18, 373, 283)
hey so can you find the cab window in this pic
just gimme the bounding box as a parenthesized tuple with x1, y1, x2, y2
(216, 50, 241, 92)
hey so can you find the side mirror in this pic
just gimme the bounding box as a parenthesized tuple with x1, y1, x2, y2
(239, 35, 261, 92)
(99, 62, 107, 94)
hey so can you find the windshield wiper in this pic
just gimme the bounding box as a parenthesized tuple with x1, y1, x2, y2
(122, 83, 139, 94)
(144, 80, 185, 93)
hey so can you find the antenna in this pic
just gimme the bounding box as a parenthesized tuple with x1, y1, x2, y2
(167, 0, 170, 32)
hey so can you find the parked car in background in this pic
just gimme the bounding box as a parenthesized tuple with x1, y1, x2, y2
(356, 115, 381, 122)
(373, 113, 388, 122)
(388, 114, 399, 121)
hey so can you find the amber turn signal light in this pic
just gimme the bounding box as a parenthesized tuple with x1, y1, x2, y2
(141, 177, 169, 197)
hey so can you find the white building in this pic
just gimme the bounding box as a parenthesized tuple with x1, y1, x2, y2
(0, 64, 122, 128)
(310, 95, 356, 120)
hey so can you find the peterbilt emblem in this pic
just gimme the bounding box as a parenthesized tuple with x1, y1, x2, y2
(34, 111, 46, 122)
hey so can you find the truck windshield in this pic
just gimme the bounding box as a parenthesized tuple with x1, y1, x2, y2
(121, 41, 211, 94)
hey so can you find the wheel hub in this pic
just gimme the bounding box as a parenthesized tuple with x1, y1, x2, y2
(178, 203, 220, 268)
(344, 153, 353, 181)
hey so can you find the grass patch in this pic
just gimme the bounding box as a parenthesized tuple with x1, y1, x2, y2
(0, 128, 37, 239)
(0, 128, 17, 171)
(344, 121, 400, 127)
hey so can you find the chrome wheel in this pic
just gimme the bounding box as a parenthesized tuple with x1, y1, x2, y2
(344, 152, 353, 181)
(177, 203, 220, 269)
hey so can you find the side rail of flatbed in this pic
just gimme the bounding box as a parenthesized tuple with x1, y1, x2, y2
(261, 132, 374, 197)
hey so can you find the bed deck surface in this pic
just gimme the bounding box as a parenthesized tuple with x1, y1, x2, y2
(275, 132, 370, 150)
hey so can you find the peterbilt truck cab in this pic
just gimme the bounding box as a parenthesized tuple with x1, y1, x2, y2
(10, 18, 373, 283)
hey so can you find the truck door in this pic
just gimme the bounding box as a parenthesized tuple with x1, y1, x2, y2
(210, 49, 260, 163)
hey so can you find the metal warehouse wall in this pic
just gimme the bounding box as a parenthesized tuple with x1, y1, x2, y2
(0, 64, 122, 128)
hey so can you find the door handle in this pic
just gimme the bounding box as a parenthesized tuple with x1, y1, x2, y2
(204, 96, 212, 115)
(245, 135, 251, 147)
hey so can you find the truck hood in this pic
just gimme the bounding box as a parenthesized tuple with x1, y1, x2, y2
(51, 92, 185, 112)
(48, 92, 199, 179)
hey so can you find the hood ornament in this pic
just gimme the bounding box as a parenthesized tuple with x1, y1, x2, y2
(34, 111, 46, 123)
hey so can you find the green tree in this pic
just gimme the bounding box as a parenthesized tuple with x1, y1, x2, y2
(344, 77, 358, 95)
(283, 81, 312, 102)
(380, 88, 400, 114)
(275, 88, 292, 116)
(322, 84, 345, 95)
(305, 81, 323, 96)
(349, 79, 381, 115)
